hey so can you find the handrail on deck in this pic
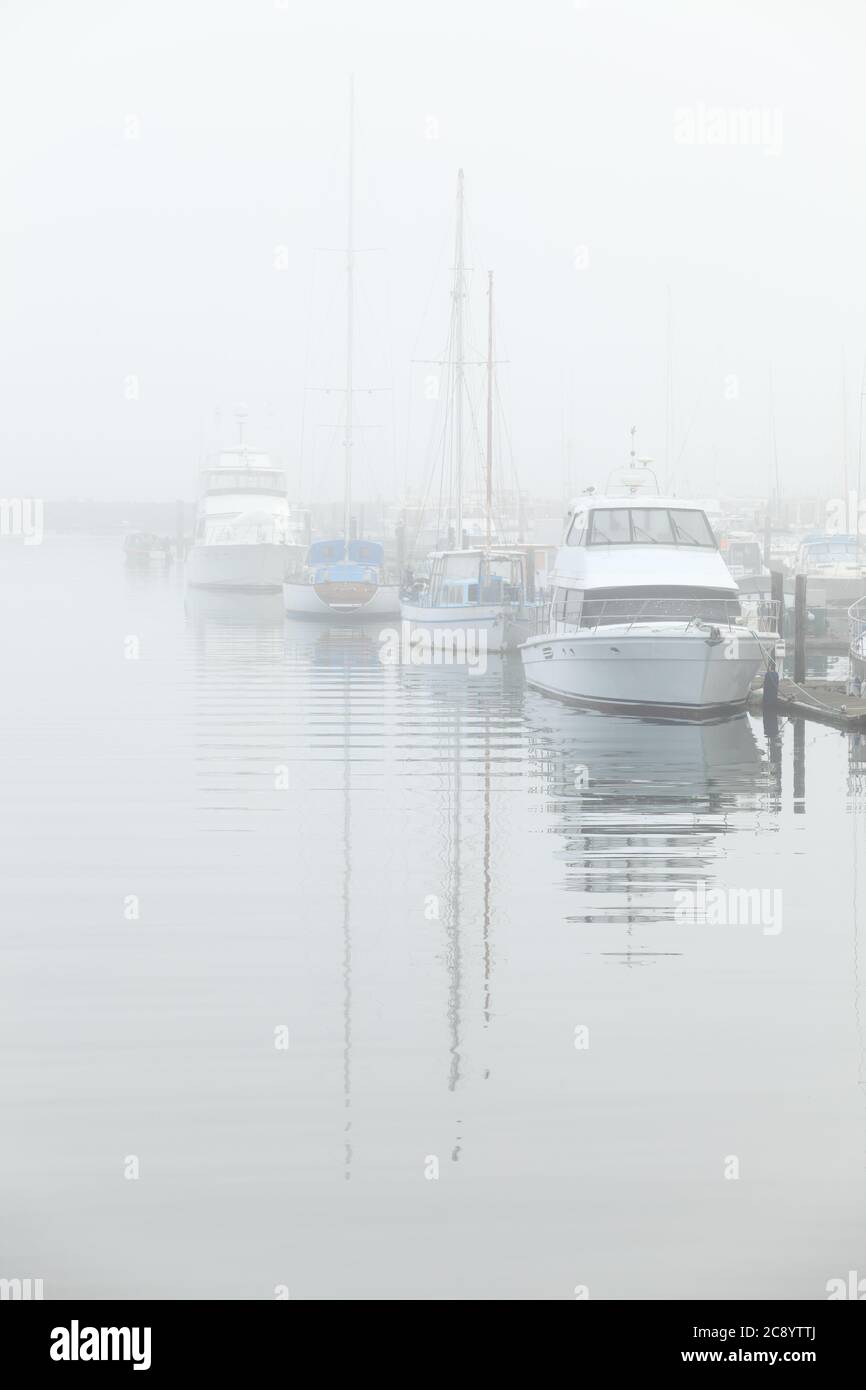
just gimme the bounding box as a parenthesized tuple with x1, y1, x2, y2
(848, 596, 866, 662)
(533, 595, 781, 638)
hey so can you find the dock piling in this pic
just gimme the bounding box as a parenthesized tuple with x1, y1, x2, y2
(794, 573, 807, 684)
(770, 569, 785, 631)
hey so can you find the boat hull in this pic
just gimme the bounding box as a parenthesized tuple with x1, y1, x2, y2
(804, 573, 866, 607)
(520, 623, 769, 716)
(284, 579, 401, 619)
(186, 543, 289, 592)
(399, 601, 536, 653)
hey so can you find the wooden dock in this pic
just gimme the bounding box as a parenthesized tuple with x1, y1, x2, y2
(748, 677, 866, 729)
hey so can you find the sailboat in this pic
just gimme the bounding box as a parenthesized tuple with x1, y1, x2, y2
(284, 80, 400, 620)
(400, 171, 538, 653)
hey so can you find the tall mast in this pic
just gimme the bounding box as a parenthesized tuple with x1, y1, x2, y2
(858, 355, 866, 561)
(485, 270, 494, 551)
(768, 366, 780, 518)
(841, 350, 849, 531)
(344, 76, 355, 554)
(453, 169, 465, 549)
(664, 286, 674, 492)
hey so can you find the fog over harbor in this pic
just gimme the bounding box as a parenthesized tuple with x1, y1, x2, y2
(3, 0, 866, 507)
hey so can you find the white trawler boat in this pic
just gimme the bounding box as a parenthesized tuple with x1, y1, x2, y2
(521, 448, 779, 717)
(399, 172, 538, 652)
(187, 410, 293, 592)
(284, 79, 399, 620)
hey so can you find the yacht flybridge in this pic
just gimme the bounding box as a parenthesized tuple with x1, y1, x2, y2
(521, 481, 780, 717)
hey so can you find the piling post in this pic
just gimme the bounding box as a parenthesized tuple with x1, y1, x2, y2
(794, 572, 807, 684)
(770, 569, 785, 635)
(793, 717, 806, 813)
(525, 547, 536, 602)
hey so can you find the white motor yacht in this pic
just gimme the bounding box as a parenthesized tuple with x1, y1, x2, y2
(521, 486, 779, 717)
(187, 415, 294, 593)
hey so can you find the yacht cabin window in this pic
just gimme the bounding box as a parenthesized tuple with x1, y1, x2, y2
(437, 554, 482, 579)
(630, 508, 675, 544)
(551, 587, 584, 624)
(205, 470, 287, 494)
(667, 510, 716, 547)
(585, 507, 716, 547)
(588, 509, 631, 544)
(430, 552, 525, 606)
(565, 511, 587, 546)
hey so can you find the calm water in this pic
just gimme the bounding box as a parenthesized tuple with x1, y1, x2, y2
(1, 536, 864, 1300)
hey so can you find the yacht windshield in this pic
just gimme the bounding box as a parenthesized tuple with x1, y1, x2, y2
(587, 507, 716, 547)
(439, 554, 482, 580)
(669, 510, 715, 546)
(630, 508, 675, 544)
(589, 509, 631, 544)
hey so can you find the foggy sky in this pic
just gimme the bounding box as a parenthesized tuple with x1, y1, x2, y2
(2, 0, 865, 504)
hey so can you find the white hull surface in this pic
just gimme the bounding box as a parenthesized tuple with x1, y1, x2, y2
(187, 543, 290, 592)
(284, 579, 401, 619)
(399, 601, 535, 653)
(521, 622, 769, 716)
(802, 572, 866, 607)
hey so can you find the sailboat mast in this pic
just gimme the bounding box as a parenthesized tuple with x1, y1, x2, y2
(664, 286, 674, 492)
(453, 169, 465, 549)
(486, 270, 494, 551)
(344, 76, 355, 555)
(768, 366, 780, 518)
(841, 351, 849, 531)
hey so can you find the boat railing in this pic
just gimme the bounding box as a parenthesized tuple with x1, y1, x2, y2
(848, 596, 866, 666)
(532, 596, 781, 637)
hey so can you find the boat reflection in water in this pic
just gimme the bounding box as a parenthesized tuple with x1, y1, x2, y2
(523, 692, 774, 952)
(184, 586, 286, 634)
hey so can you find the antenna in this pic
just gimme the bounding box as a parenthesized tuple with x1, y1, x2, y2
(606, 425, 660, 494)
